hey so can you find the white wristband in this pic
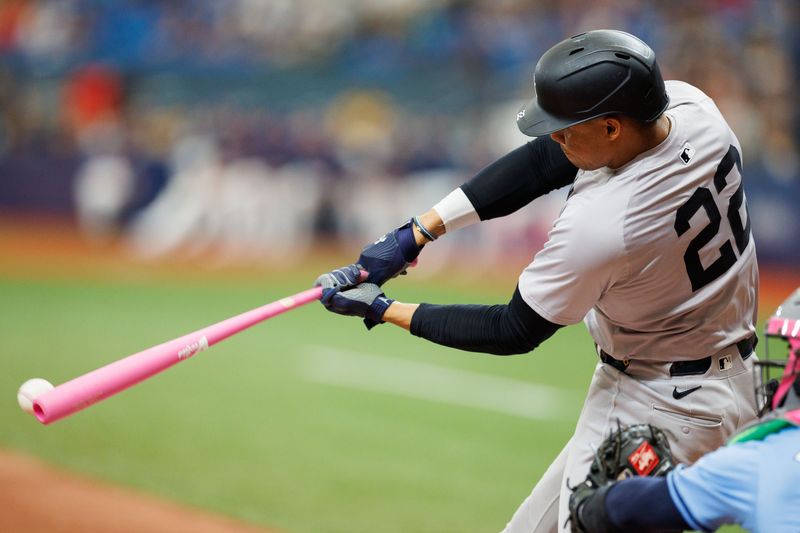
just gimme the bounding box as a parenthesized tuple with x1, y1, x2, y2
(432, 187, 480, 233)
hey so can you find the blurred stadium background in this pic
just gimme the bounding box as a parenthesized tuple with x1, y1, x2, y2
(0, 1, 797, 532)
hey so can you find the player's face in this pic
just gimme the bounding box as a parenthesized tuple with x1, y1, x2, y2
(549, 118, 617, 170)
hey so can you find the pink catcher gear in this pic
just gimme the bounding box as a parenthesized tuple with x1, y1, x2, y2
(756, 288, 800, 414)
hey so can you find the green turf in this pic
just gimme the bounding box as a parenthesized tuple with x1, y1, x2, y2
(0, 271, 741, 532)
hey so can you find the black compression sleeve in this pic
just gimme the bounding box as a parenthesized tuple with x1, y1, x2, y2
(409, 286, 562, 355)
(460, 136, 577, 221)
(605, 478, 691, 532)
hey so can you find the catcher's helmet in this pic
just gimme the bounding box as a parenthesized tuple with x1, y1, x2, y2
(755, 287, 800, 414)
(517, 29, 669, 137)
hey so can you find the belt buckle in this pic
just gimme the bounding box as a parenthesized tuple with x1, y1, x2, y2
(605, 353, 630, 373)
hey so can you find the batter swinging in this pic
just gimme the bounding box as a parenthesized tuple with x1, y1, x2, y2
(315, 29, 759, 533)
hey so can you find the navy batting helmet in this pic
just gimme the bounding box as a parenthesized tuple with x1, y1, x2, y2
(517, 29, 669, 137)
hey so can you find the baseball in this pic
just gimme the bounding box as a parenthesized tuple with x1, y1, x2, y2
(17, 378, 54, 415)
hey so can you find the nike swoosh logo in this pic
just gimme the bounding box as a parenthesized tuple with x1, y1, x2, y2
(673, 385, 702, 400)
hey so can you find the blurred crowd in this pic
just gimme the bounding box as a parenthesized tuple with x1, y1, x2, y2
(0, 0, 797, 265)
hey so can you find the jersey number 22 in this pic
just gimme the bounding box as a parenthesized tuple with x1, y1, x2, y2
(674, 145, 751, 292)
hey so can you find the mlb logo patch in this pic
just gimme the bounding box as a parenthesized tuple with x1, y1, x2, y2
(679, 142, 695, 164)
(628, 441, 660, 476)
(719, 355, 733, 371)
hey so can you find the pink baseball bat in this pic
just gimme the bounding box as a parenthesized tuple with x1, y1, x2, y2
(32, 271, 367, 425)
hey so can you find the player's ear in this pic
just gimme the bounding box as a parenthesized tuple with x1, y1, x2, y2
(604, 116, 622, 140)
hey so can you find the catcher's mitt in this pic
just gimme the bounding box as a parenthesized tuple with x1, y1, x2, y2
(568, 422, 675, 533)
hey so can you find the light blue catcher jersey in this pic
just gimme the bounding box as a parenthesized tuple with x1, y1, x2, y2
(667, 426, 800, 532)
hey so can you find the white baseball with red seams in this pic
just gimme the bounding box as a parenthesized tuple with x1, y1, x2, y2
(17, 378, 54, 415)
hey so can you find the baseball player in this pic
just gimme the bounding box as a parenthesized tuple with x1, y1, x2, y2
(316, 29, 759, 532)
(568, 288, 800, 533)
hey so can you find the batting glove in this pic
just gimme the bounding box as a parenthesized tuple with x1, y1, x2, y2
(314, 264, 363, 297)
(357, 219, 421, 287)
(322, 283, 394, 329)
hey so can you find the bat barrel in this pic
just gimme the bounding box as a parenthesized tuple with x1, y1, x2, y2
(33, 343, 186, 424)
(33, 286, 325, 424)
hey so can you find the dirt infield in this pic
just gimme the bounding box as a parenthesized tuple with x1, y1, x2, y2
(0, 450, 274, 533)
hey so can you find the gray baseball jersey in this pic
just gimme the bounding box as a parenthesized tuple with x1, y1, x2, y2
(518, 80, 758, 361)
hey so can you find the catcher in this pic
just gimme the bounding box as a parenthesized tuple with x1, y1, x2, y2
(569, 288, 800, 533)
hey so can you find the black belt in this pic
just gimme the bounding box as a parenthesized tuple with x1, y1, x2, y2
(599, 334, 757, 377)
